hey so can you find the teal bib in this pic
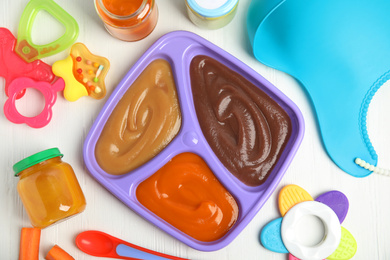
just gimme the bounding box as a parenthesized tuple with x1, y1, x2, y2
(247, 0, 390, 177)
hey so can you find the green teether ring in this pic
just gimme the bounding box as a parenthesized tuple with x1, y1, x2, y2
(15, 0, 79, 62)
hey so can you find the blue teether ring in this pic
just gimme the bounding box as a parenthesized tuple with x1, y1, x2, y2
(260, 217, 288, 253)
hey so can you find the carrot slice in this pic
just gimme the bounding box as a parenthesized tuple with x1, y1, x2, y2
(45, 245, 74, 260)
(19, 227, 41, 260)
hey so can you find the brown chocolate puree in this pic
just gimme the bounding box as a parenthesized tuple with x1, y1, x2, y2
(190, 55, 292, 186)
(95, 59, 181, 175)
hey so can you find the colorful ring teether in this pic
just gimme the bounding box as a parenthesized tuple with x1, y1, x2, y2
(4, 77, 64, 128)
(15, 0, 79, 63)
(281, 201, 341, 260)
(260, 185, 357, 260)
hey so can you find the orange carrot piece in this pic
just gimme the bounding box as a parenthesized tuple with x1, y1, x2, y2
(45, 245, 74, 260)
(19, 227, 41, 260)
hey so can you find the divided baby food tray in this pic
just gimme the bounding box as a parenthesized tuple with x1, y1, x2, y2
(83, 31, 304, 251)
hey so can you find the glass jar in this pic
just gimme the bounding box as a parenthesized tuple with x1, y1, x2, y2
(14, 148, 86, 228)
(94, 0, 158, 42)
(185, 0, 238, 30)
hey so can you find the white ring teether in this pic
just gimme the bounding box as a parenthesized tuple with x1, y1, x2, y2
(281, 201, 341, 260)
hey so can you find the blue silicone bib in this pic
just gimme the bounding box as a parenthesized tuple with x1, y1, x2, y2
(247, 0, 390, 177)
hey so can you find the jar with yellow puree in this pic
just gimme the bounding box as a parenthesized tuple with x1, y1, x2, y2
(14, 148, 86, 228)
(94, 0, 158, 41)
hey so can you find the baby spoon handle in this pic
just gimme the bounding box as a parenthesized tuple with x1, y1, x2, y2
(76, 230, 189, 260)
(116, 243, 187, 260)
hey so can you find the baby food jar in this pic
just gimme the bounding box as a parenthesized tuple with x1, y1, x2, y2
(185, 0, 238, 30)
(14, 148, 86, 228)
(94, 0, 158, 41)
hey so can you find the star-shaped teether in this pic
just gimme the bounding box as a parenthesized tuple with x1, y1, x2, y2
(52, 42, 110, 102)
(260, 185, 357, 260)
(247, 0, 390, 177)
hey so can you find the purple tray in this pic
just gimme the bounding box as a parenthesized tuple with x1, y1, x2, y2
(83, 31, 304, 251)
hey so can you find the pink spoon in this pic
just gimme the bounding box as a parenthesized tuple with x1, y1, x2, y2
(76, 230, 189, 260)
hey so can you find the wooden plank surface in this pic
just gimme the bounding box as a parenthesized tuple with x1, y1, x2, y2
(1, 0, 389, 259)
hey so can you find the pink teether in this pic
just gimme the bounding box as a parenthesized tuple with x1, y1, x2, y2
(288, 254, 300, 260)
(0, 28, 55, 99)
(4, 77, 64, 128)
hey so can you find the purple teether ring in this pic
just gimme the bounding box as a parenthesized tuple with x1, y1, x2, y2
(4, 77, 64, 128)
(316, 190, 349, 224)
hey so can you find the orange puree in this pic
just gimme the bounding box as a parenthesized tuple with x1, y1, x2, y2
(102, 0, 143, 16)
(95, 59, 181, 175)
(136, 153, 239, 242)
(95, 0, 158, 41)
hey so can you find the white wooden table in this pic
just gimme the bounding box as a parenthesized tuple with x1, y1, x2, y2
(1, 0, 390, 259)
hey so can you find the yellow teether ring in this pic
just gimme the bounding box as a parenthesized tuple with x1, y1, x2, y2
(327, 226, 357, 260)
(53, 56, 88, 102)
(278, 184, 313, 216)
(52, 43, 110, 101)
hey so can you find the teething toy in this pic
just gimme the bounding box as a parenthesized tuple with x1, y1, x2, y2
(247, 0, 390, 177)
(0, 28, 55, 99)
(52, 43, 110, 101)
(15, 0, 79, 63)
(4, 77, 64, 128)
(260, 185, 357, 260)
(278, 184, 313, 216)
(282, 201, 341, 260)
